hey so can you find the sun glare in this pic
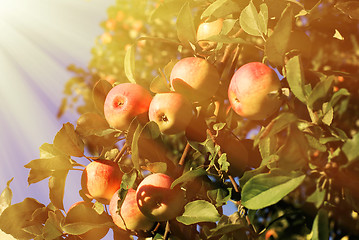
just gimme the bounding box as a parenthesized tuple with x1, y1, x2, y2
(0, 0, 114, 222)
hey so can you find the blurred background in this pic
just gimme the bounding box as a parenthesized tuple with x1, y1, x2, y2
(0, 0, 114, 238)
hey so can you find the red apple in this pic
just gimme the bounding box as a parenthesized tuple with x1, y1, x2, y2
(136, 173, 186, 222)
(109, 189, 155, 232)
(104, 83, 152, 130)
(197, 18, 224, 49)
(170, 57, 220, 102)
(148, 92, 193, 135)
(65, 201, 109, 240)
(228, 62, 282, 120)
(81, 159, 123, 204)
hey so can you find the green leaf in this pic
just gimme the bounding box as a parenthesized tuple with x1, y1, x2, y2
(39, 143, 66, 159)
(0, 178, 13, 215)
(311, 208, 329, 240)
(201, 0, 241, 20)
(93, 80, 112, 115)
(335, 1, 359, 20)
(150, 75, 170, 94)
(277, 126, 308, 170)
(171, 168, 207, 189)
(53, 123, 84, 157)
(49, 171, 69, 210)
(342, 132, 359, 162)
(307, 187, 326, 209)
(63, 201, 111, 235)
(176, 200, 221, 225)
(177, 2, 196, 46)
(25, 156, 72, 172)
(149, 0, 187, 22)
(239, 165, 267, 187)
(307, 76, 334, 109)
(150, 59, 177, 93)
(26, 169, 52, 185)
(328, 88, 350, 110)
(321, 104, 333, 126)
(256, 112, 297, 144)
(143, 162, 167, 174)
(141, 121, 162, 140)
(241, 169, 306, 209)
(305, 134, 326, 152)
(93, 201, 105, 215)
(208, 223, 245, 238)
(207, 188, 231, 207)
(265, 6, 292, 66)
(76, 112, 115, 137)
(218, 153, 230, 172)
(259, 135, 277, 159)
(42, 211, 64, 240)
(131, 123, 142, 171)
(62, 222, 112, 236)
(239, 1, 267, 37)
(0, 198, 45, 239)
(213, 123, 226, 131)
(120, 170, 137, 190)
(285, 55, 307, 103)
(124, 44, 136, 83)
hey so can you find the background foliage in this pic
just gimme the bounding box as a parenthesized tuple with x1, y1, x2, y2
(1, 0, 359, 239)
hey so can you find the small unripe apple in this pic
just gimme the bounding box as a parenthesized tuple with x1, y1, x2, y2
(228, 62, 282, 120)
(81, 159, 123, 204)
(148, 92, 193, 135)
(197, 18, 224, 49)
(104, 83, 152, 131)
(65, 201, 109, 240)
(136, 173, 186, 222)
(170, 57, 220, 102)
(109, 189, 155, 232)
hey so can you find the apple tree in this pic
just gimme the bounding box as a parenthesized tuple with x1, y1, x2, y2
(2, 0, 359, 239)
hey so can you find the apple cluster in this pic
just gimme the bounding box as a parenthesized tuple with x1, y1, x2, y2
(80, 159, 185, 233)
(78, 19, 283, 235)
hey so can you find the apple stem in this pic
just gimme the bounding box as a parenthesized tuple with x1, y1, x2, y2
(163, 221, 170, 240)
(114, 142, 128, 163)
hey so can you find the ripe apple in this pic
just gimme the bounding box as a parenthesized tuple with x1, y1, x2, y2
(81, 159, 123, 204)
(65, 201, 109, 240)
(228, 62, 282, 120)
(197, 18, 224, 49)
(104, 83, 152, 131)
(136, 173, 186, 222)
(109, 189, 155, 232)
(170, 57, 220, 102)
(148, 92, 193, 135)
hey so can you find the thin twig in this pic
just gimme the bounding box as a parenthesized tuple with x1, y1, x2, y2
(114, 142, 128, 163)
(179, 142, 191, 166)
(228, 175, 239, 193)
(163, 221, 170, 240)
